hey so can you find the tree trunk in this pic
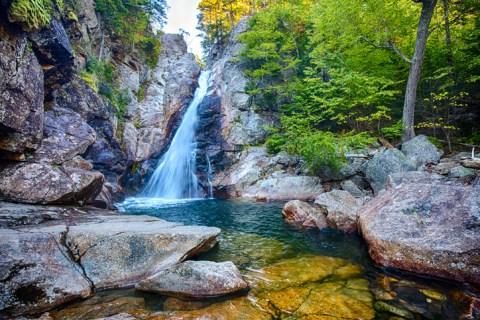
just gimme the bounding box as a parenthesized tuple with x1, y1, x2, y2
(402, 0, 438, 142)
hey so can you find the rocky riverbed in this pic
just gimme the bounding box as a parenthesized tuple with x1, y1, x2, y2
(0, 202, 220, 318)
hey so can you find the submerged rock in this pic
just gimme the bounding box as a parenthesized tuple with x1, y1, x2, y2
(49, 295, 145, 320)
(136, 261, 247, 298)
(246, 254, 373, 320)
(357, 176, 480, 285)
(146, 296, 272, 320)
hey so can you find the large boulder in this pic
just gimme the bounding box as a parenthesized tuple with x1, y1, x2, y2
(136, 260, 247, 298)
(244, 175, 324, 202)
(0, 20, 44, 158)
(0, 162, 104, 204)
(0, 204, 221, 317)
(314, 190, 361, 232)
(364, 148, 416, 195)
(401, 135, 443, 168)
(282, 200, 327, 229)
(33, 107, 96, 164)
(64, 217, 220, 289)
(357, 174, 480, 285)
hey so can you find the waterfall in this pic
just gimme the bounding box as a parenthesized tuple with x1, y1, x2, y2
(142, 71, 212, 199)
(206, 154, 214, 199)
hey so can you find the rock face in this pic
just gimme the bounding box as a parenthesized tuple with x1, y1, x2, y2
(364, 148, 416, 195)
(33, 107, 96, 164)
(357, 172, 480, 285)
(122, 34, 200, 193)
(244, 175, 323, 201)
(314, 190, 361, 232)
(27, 19, 75, 96)
(0, 202, 221, 317)
(196, 17, 279, 194)
(401, 135, 443, 168)
(136, 260, 247, 298)
(213, 147, 322, 200)
(0, 19, 44, 158)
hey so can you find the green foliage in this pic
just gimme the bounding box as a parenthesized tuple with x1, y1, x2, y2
(137, 36, 161, 69)
(94, 0, 165, 68)
(78, 70, 98, 91)
(198, 0, 480, 168)
(427, 136, 443, 150)
(282, 130, 375, 176)
(266, 134, 285, 154)
(381, 120, 403, 142)
(80, 58, 131, 119)
(8, 0, 52, 31)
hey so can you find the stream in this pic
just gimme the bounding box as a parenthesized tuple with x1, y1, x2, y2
(51, 199, 476, 319)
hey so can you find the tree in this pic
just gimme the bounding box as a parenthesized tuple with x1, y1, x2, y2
(402, 0, 438, 141)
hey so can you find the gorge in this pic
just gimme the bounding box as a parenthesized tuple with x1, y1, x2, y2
(0, 0, 479, 319)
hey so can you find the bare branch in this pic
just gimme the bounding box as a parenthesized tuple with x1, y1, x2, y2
(387, 40, 412, 64)
(360, 36, 412, 64)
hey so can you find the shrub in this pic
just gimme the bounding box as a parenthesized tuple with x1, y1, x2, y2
(8, 0, 52, 31)
(266, 134, 286, 154)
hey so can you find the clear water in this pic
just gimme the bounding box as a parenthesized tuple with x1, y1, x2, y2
(141, 71, 213, 199)
(113, 199, 476, 319)
(55, 199, 477, 319)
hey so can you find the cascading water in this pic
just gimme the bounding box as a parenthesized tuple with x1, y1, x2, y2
(206, 154, 214, 199)
(141, 71, 213, 199)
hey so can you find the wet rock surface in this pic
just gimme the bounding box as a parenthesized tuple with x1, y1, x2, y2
(136, 261, 247, 298)
(0, 202, 221, 317)
(357, 173, 480, 285)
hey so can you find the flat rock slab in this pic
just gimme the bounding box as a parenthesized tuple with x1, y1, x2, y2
(136, 260, 247, 298)
(0, 203, 220, 317)
(64, 217, 221, 289)
(357, 179, 480, 285)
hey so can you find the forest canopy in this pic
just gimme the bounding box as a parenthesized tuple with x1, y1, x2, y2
(197, 0, 480, 173)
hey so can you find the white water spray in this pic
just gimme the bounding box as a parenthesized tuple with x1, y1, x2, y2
(142, 71, 213, 199)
